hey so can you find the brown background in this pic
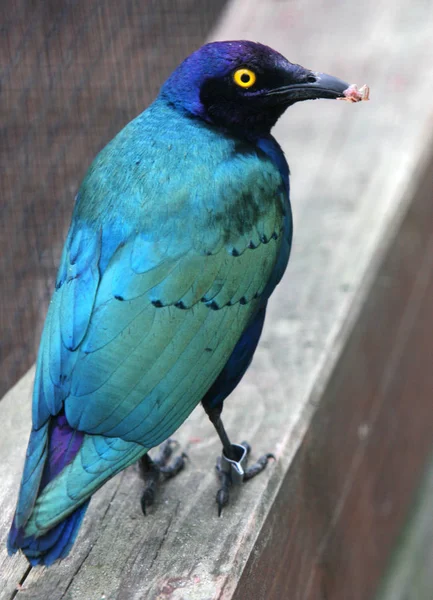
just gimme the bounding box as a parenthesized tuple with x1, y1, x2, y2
(0, 0, 227, 399)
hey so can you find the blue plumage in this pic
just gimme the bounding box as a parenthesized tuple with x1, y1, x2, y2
(8, 415, 88, 565)
(8, 40, 353, 564)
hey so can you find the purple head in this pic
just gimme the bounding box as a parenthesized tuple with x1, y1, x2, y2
(160, 41, 350, 138)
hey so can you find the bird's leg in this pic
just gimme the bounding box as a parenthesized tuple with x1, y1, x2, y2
(139, 439, 187, 515)
(204, 405, 275, 515)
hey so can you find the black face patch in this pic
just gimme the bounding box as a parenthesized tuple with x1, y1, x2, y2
(161, 41, 313, 138)
(199, 70, 291, 138)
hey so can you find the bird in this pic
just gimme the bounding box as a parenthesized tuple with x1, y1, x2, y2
(8, 40, 357, 566)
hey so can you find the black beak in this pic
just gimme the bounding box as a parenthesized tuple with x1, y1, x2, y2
(266, 71, 350, 103)
(298, 72, 350, 100)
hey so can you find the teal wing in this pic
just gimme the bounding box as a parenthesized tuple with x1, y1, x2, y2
(25, 131, 286, 534)
(66, 236, 280, 446)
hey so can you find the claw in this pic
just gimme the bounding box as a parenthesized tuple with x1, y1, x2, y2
(216, 486, 230, 517)
(159, 452, 188, 478)
(140, 485, 156, 515)
(214, 442, 275, 515)
(243, 453, 275, 481)
(153, 438, 179, 468)
(216, 467, 231, 516)
(139, 441, 186, 515)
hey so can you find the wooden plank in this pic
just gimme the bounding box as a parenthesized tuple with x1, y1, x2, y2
(376, 456, 433, 600)
(1, 0, 433, 598)
(232, 147, 433, 600)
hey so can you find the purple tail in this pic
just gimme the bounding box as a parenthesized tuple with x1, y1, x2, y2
(8, 413, 89, 566)
(8, 500, 89, 566)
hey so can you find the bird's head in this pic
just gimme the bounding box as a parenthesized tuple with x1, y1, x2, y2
(160, 40, 351, 139)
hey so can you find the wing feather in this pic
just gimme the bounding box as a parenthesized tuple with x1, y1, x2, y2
(16, 108, 291, 545)
(32, 130, 286, 485)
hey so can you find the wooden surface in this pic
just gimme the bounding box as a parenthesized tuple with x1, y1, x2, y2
(232, 146, 433, 600)
(377, 455, 433, 600)
(1, 0, 433, 598)
(0, 0, 228, 399)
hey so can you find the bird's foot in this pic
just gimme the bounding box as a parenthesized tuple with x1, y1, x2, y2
(215, 441, 275, 516)
(139, 439, 187, 515)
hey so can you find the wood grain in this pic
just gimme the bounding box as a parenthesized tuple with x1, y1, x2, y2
(377, 456, 433, 600)
(232, 147, 433, 600)
(1, 0, 433, 598)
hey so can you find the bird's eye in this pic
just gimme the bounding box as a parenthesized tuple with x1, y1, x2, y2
(233, 68, 256, 89)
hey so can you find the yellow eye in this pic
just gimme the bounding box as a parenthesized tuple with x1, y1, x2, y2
(233, 68, 256, 89)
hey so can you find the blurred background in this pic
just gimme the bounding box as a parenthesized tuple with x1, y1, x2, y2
(0, 0, 228, 398)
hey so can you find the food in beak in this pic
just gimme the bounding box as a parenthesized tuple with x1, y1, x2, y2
(337, 84, 370, 103)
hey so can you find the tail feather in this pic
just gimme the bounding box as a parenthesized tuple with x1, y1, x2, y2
(8, 411, 147, 565)
(26, 434, 146, 537)
(14, 424, 49, 528)
(8, 500, 89, 566)
(8, 412, 87, 565)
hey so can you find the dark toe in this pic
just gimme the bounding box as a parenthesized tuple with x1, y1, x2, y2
(139, 442, 187, 515)
(153, 439, 179, 467)
(160, 452, 188, 478)
(140, 486, 156, 515)
(216, 487, 229, 517)
(243, 452, 275, 481)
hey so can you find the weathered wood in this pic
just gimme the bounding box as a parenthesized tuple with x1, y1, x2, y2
(376, 456, 433, 600)
(232, 148, 433, 600)
(1, 0, 433, 598)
